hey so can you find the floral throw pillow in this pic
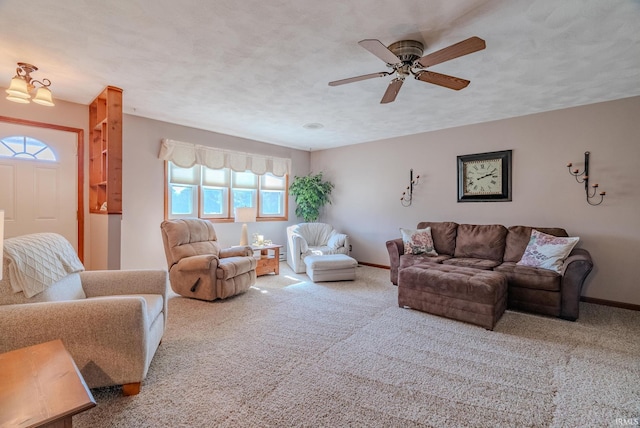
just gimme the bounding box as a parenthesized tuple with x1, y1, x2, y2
(517, 229, 579, 273)
(400, 227, 438, 256)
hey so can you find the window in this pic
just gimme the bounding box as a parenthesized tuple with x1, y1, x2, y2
(166, 161, 287, 221)
(0, 136, 57, 161)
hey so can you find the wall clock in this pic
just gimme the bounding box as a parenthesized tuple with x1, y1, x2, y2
(457, 150, 512, 202)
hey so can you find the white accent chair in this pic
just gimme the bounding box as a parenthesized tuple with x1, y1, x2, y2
(286, 223, 350, 273)
(0, 233, 168, 396)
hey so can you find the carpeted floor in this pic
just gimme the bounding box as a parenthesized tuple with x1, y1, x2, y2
(75, 264, 640, 427)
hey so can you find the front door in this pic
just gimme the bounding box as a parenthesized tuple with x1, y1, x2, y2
(0, 123, 78, 251)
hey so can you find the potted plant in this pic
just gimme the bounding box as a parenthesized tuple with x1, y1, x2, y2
(288, 172, 334, 222)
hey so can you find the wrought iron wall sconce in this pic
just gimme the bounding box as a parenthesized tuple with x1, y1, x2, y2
(567, 151, 606, 206)
(400, 169, 420, 207)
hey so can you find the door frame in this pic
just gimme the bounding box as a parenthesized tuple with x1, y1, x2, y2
(0, 115, 85, 262)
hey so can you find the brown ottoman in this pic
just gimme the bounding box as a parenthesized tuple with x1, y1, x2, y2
(398, 264, 507, 330)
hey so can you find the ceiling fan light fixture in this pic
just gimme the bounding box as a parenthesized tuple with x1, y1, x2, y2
(329, 36, 486, 104)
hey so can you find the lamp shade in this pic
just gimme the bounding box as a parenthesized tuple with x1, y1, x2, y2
(6, 77, 30, 99)
(235, 207, 256, 223)
(6, 94, 30, 104)
(32, 86, 54, 106)
(0, 210, 4, 280)
(235, 207, 256, 246)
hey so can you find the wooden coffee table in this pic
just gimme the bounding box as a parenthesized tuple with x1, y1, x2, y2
(0, 339, 96, 427)
(251, 244, 283, 276)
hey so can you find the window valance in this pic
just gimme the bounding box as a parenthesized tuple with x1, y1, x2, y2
(159, 139, 291, 177)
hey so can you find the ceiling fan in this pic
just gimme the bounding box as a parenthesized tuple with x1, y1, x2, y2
(328, 36, 486, 104)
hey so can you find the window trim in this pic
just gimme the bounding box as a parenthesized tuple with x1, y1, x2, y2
(164, 161, 288, 222)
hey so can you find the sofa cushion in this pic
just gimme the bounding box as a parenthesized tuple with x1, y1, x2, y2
(416, 222, 458, 256)
(442, 258, 501, 270)
(494, 262, 561, 291)
(517, 230, 579, 273)
(400, 254, 452, 271)
(400, 227, 438, 256)
(453, 224, 508, 261)
(503, 226, 569, 263)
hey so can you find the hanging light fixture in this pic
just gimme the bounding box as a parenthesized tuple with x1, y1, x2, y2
(5, 62, 54, 106)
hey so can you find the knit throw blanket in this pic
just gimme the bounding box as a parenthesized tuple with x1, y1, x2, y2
(3, 233, 84, 298)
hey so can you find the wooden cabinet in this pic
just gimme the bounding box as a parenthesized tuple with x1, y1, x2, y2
(89, 86, 123, 214)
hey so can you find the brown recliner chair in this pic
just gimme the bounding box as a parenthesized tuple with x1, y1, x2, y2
(160, 218, 257, 301)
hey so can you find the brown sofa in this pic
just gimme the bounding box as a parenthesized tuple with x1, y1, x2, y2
(386, 222, 593, 321)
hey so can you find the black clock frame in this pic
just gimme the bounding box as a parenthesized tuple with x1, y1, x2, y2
(457, 150, 512, 202)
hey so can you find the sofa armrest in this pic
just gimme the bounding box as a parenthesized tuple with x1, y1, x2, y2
(0, 298, 149, 387)
(560, 248, 594, 321)
(385, 238, 405, 285)
(220, 246, 253, 258)
(289, 232, 309, 255)
(81, 269, 169, 298)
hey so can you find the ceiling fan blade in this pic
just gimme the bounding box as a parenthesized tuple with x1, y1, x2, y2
(358, 39, 402, 65)
(328, 71, 390, 86)
(416, 36, 486, 68)
(380, 78, 404, 104)
(415, 71, 470, 90)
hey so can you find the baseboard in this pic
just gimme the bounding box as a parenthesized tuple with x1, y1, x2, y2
(580, 296, 640, 311)
(358, 261, 390, 270)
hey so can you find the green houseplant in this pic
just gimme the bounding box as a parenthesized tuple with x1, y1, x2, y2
(288, 172, 334, 222)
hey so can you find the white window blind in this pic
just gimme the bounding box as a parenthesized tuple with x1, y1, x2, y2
(202, 167, 229, 187)
(159, 139, 291, 177)
(169, 163, 200, 184)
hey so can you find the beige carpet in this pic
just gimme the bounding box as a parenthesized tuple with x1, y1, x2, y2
(75, 264, 640, 427)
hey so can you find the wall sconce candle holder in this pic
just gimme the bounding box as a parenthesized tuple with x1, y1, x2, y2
(567, 151, 606, 206)
(400, 169, 420, 207)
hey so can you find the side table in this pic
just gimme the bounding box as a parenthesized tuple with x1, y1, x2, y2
(0, 339, 96, 427)
(251, 244, 283, 276)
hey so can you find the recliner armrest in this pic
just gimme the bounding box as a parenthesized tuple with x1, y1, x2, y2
(172, 255, 219, 273)
(220, 246, 253, 258)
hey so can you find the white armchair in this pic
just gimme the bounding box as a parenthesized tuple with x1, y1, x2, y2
(0, 233, 168, 396)
(286, 223, 350, 273)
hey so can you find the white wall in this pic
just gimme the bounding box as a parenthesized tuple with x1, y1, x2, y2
(3, 92, 638, 305)
(311, 96, 640, 306)
(121, 114, 311, 270)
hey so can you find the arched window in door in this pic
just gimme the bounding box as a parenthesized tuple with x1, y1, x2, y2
(0, 135, 57, 161)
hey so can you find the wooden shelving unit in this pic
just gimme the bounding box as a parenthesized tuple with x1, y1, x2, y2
(89, 86, 123, 214)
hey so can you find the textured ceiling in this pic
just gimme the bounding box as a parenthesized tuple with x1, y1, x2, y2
(0, 0, 639, 151)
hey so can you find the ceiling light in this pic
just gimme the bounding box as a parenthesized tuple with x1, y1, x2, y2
(5, 62, 55, 106)
(303, 123, 324, 130)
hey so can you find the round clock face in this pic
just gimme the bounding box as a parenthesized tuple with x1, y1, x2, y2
(463, 158, 502, 195)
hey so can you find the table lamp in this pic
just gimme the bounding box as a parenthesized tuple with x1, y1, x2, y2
(235, 207, 256, 246)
